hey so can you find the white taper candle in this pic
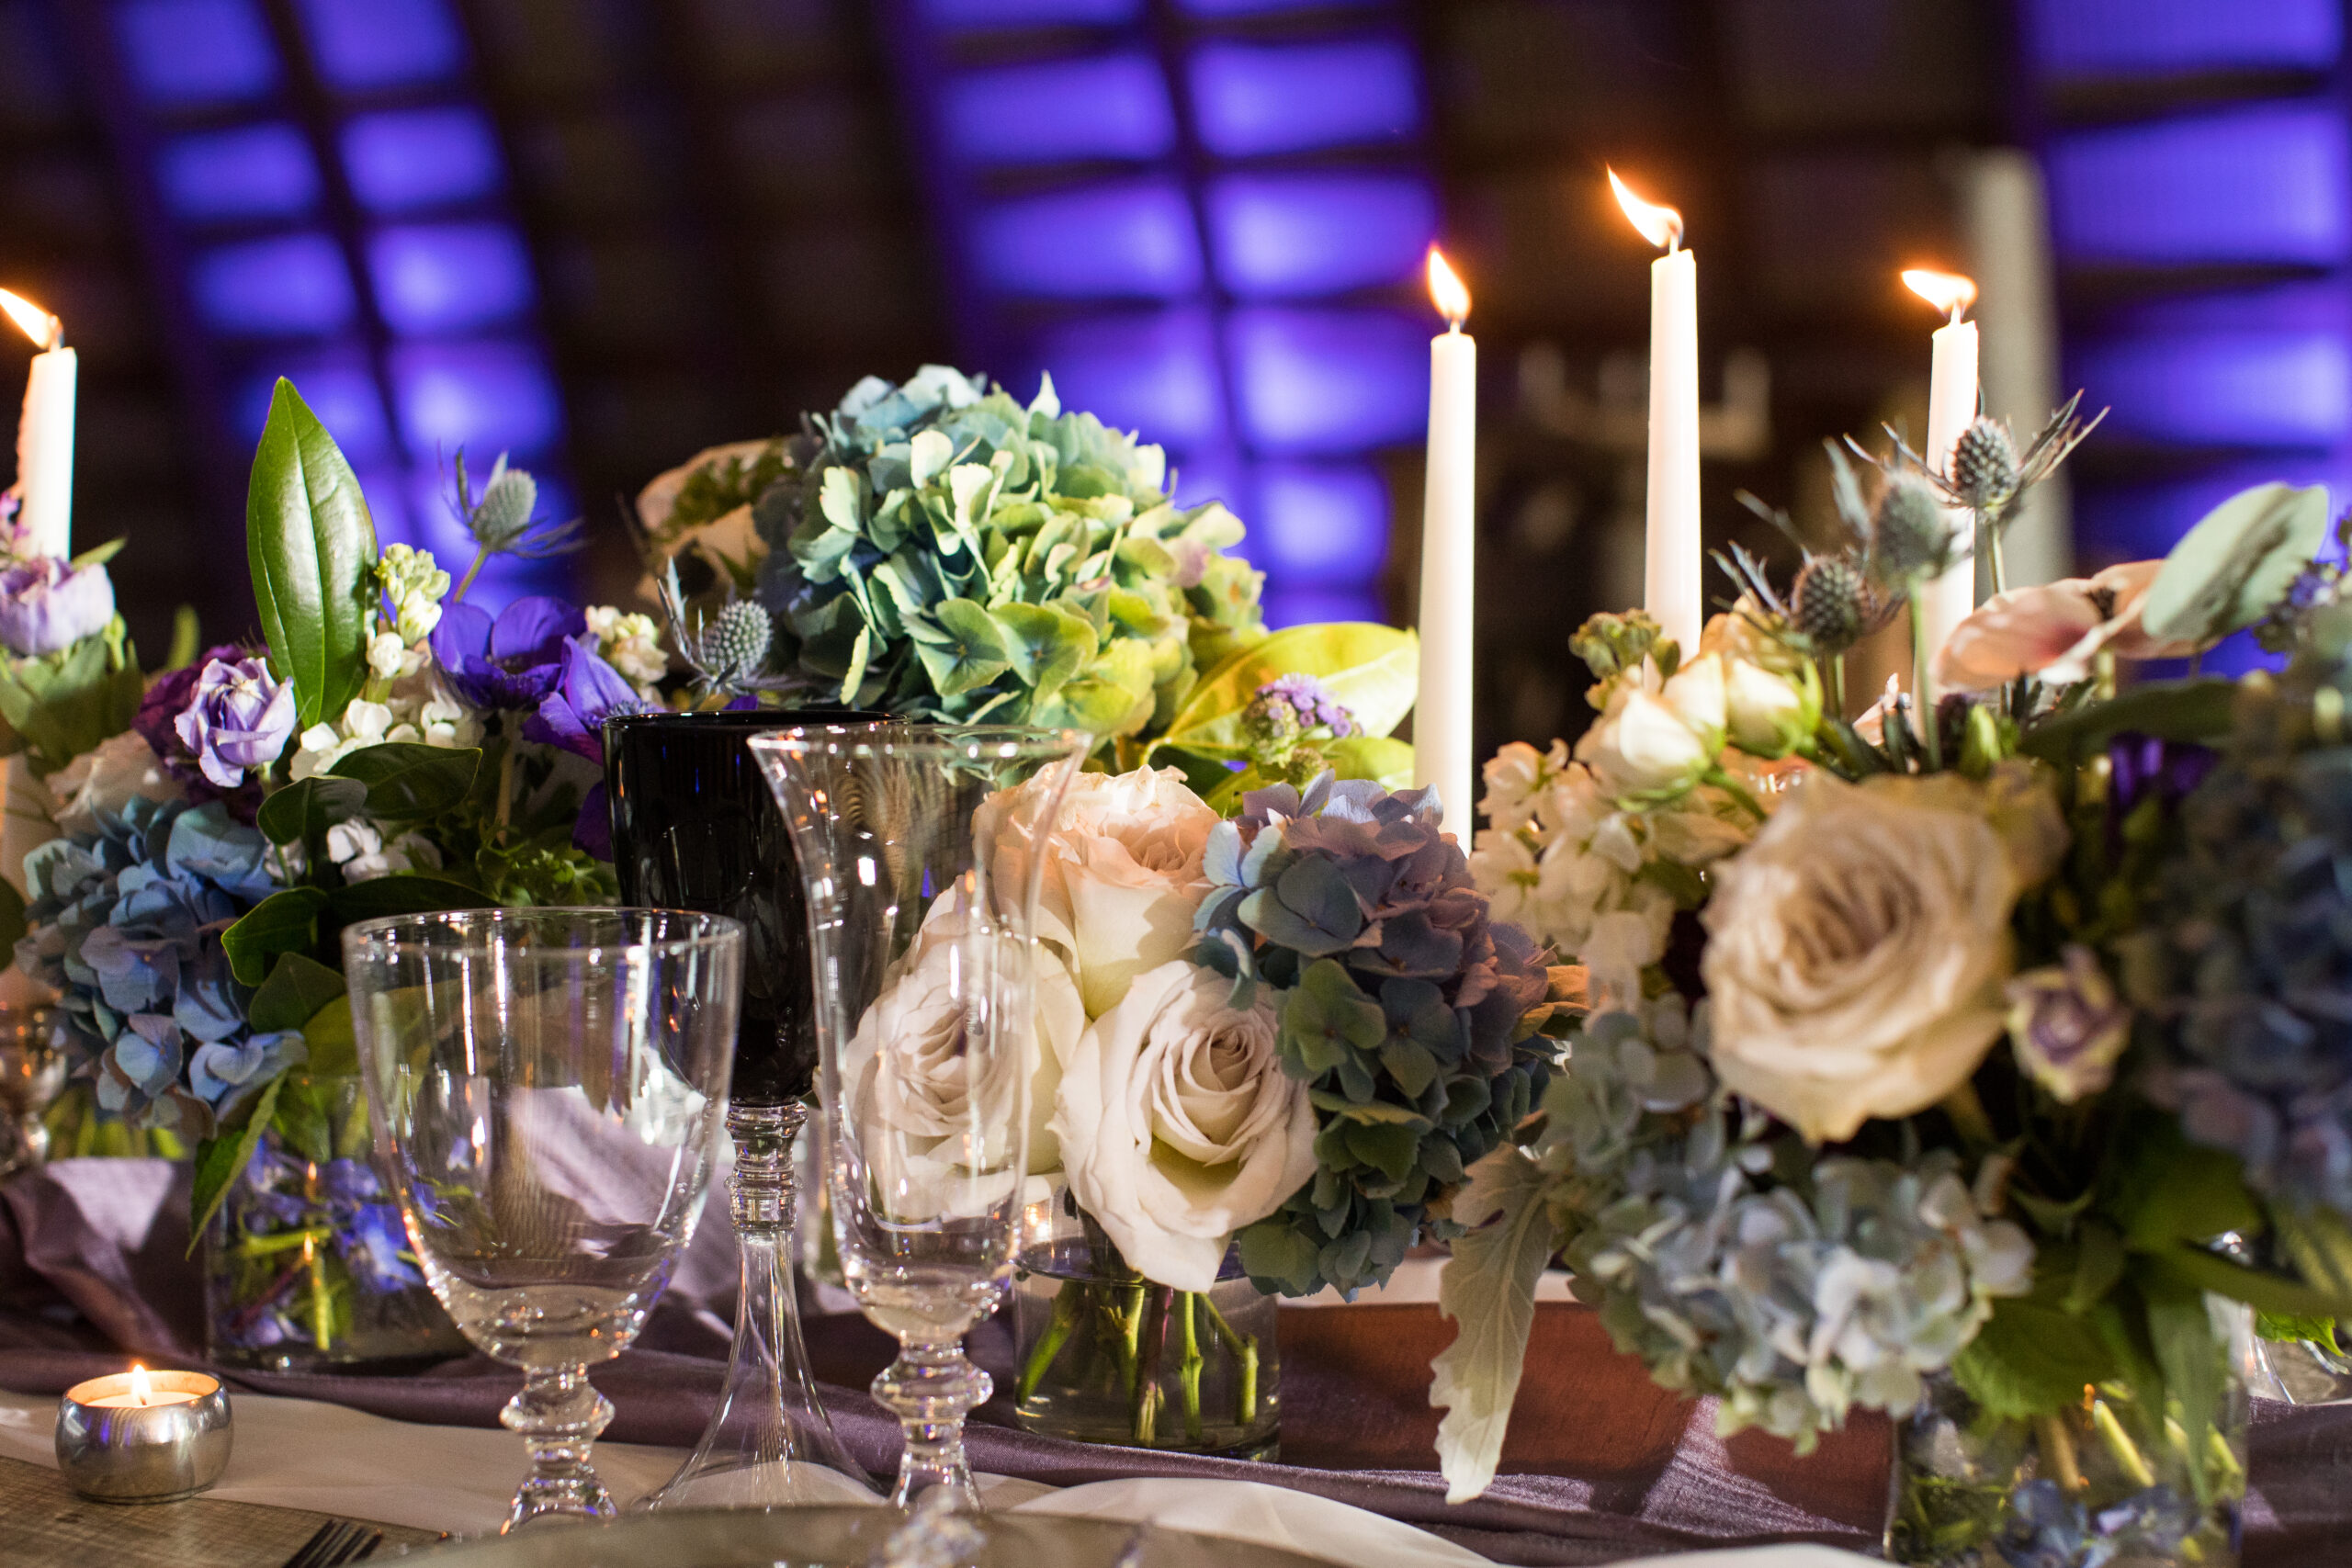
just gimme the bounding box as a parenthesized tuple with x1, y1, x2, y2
(1416, 249, 1476, 845)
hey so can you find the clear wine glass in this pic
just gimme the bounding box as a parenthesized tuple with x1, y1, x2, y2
(752, 723, 1085, 1509)
(344, 908, 741, 1531)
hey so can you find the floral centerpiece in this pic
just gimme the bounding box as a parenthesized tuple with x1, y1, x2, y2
(630, 366, 1420, 795)
(6, 380, 657, 1363)
(1438, 406, 2352, 1567)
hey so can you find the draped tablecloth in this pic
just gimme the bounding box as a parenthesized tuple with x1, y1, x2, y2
(2, 1156, 2342, 1565)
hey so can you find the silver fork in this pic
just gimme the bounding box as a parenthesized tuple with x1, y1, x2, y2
(277, 1517, 384, 1568)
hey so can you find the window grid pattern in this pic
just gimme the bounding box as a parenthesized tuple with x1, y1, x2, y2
(889, 0, 1438, 627)
(91, 0, 573, 601)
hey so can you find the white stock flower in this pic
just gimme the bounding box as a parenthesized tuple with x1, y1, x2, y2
(367, 629, 422, 681)
(977, 764, 1216, 1019)
(49, 731, 184, 838)
(1055, 959, 1316, 1291)
(1478, 740, 1563, 833)
(1701, 772, 2060, 1143)
(586, 605, 668, 689)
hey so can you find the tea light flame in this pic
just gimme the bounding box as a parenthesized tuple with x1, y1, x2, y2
(1608, 169, 1683, 253)
(129, 1364, 153, 1407)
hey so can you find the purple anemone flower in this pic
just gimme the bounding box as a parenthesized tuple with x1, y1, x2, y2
(0, 556, 115, 657)
(521, 637, 653, 861)
(428, 596, 583, 709)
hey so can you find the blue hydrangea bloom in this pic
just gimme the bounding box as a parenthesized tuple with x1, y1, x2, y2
(17, 795, 299, 1131)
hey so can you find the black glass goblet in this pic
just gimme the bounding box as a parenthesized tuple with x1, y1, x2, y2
(605, 705, 881, 1507)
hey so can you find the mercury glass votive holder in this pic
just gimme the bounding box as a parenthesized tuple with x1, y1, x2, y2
(54, 1370, 232, 1502)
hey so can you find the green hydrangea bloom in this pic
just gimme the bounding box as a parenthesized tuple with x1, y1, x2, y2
(754, 366, 1266, 741)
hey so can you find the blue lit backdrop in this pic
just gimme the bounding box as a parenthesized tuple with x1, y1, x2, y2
(890, 0, 1436, 627)
(2027, 0, 2350, 671)
(107, 0, 570, 601)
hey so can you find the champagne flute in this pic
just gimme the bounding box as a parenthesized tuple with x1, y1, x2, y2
(345, 908, 740, 1530)
(753, 723, 1084, 1508)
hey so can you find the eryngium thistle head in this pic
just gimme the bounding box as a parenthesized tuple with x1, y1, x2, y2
(1951, 417, 2020, 513)
(698, 600, 773, 684)
(1872, 473, 1962, 584)
(1790, 556, 1873, 654)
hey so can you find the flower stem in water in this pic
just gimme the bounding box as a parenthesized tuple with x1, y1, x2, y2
(1018, 1284, 1082, 1404)
(1178, 1292, 1204, 1443)
(1202, 1295, 1260, 1426)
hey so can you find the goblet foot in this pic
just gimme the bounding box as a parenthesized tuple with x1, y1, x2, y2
(499, 1366, 616, 1530)
(640, 1103, 871, 1509)
(874, 1340, 991, 1509)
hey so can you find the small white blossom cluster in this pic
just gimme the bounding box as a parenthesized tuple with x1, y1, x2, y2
(1467, 616, 1817, 1008)
(367, 545, 451, 682)
(290, 671, 481, 781)
(585, 604, 666, 692)
(324, 818, 440, 882)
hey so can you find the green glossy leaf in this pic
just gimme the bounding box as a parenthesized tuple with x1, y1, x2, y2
(274, 1072, 334, 1165)
(221, 886, 330, 987)
(187, 1074, 283, 1253)
(254, 774, 366, 847)
(2151, 1243, 2352, 1319)
(247, 951, 347, 1033)
(1952, 1296, 2120, 1419)
(298, 992, 359, 1080)
(2142, 480, 2330, 646)
(247, 378, 379, 728)
(2117, 1135, 2262, 1253)
(2275, 1202, 2352, 1307)
(1431, 1146, 1558, 1504)
(1159, 623, 1419, 752)
(1324, 734, 1415, 789)
(324, 874, 497, 928)
(2018, 678, 2238, 765)
(329, 743, 482, 821)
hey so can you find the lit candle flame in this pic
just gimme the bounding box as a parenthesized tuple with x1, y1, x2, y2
(129, 1364, 153, 1407)
(1902, 268, 1977, 324)
(1608, 169, 1683, 252)
(1426, 247, 1470, 329)
(0, 288, 60, 351)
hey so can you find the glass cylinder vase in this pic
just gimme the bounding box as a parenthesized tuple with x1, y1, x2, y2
(203, 1075, 465, 1369)
(1011, 1205, 1279, 1460)
(1889, 1301, 2256, 1568)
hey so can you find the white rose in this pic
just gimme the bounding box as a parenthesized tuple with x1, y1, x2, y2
(1577, 686, 1714, 802)
(1724, 659, 1814, 759)
(1055, 959, 1316, 1291)
(1702, 772, 2058, 1143)
(49, 732, 185, 838)
(842, 914, 1030, 1221)
(977, 764, 1217, 1018)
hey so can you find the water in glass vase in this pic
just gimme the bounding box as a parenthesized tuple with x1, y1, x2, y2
(1012, 1235, 1279, 1460)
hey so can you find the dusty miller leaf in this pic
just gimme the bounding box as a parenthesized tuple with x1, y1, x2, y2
(1431, 1145, 1558, 1504)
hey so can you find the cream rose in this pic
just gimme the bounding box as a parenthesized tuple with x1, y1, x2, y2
(1054, 959, 1317, 1291)
(977, 764, 1216, 1018)
(1701, 770, 2063, 1143)
(1577, 656, 1724, 804)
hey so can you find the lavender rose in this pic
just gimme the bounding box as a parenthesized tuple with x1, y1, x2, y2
(0, 556, 115, 657)
(174, 656, 298, 789)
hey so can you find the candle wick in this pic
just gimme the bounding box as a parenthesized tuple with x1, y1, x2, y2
(1948, 305, 1964, 329)
(42, 321, 61, 353)
(1446, 318, 1464, 335)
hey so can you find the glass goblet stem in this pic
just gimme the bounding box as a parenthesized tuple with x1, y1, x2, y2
(874, 1340, 991, 1508)
(641, 1101, 868, 1506)
(498, 1364, 616, 1530)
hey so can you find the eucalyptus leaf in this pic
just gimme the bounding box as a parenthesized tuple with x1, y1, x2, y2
(1159, 623, 1419, 753)
(329, 743, 482, 821)
(324, 874, 498, 929)
(2142, 481, 2330, 646)
(247, 378, 379, 728)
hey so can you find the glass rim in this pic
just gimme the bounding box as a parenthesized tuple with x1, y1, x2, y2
(339, 905, 746, 959)
(745, 722, 1088, 761)
(602, 705, 885, 732)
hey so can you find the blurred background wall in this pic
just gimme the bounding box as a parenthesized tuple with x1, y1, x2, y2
(0, 0, 2345, 765)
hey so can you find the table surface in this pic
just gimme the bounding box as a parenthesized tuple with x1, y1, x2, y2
(0, 1452, 442, 1568)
